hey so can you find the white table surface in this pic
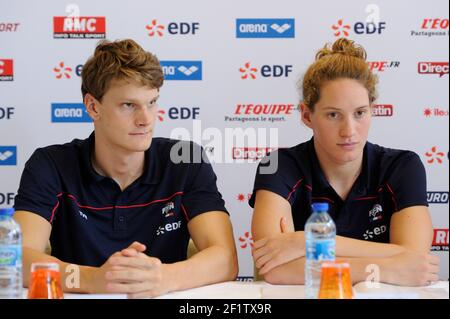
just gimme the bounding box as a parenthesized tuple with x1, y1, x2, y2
(22, 280, 449, 299)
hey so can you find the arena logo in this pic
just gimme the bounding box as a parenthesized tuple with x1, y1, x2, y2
(236, 18, 295, 38)
(427, 192, 449, 204)
(146, 19, 199, 37)
(372, 104, 393, 117)
(367, 61, 400, 72)
(418, 62, 449, 77)
(423, 107, 449, 117)
(225, 103, 296, 123)
(239, 62, 293, 80)
(51, 103, 92, 123)
(0, 146, 17, 166)
(0, 59, 13, 81)
(53, 61, 83, 79)
(157, 107, 200, 121)
(0, 22, 20, 32)
(0, 192, 15, 206)
(332, 19, 386, 37)
(232, 147, 278, 161)
(0, 107, 14, 120)
(411, 18, 449, 37)
(53, 16, 106, 39)
(160, 61, 202, 80)
(432, 229, 449, 251)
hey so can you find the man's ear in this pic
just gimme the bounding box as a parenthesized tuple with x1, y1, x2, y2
(300, 103, 313, 129)
(84, 93, 100, 121)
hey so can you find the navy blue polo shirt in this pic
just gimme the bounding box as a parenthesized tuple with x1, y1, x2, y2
(249, 138, 428, 243)
(14, 132, 228, 267)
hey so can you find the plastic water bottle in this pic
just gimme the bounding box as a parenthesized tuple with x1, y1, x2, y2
(0, 208, 23, 299)
(304, 202, 336, 299)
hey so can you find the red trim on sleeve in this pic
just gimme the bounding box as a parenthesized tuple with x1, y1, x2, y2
(385, 183, 398, 212)
(286, 179, 303, 201)
(50, 193, 63, 224)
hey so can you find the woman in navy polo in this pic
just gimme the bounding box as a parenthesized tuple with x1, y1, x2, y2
(250, 38, 440, 286)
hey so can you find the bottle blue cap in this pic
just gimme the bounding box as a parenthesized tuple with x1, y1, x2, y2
(312, 202, 328, 212)
(0, 208, 15, 217)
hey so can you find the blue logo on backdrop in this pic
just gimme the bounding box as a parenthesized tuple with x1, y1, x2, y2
(236, 19, 295, 38)
(160, 61, 202, 80)
(51, 103, 92, 122)
(0, 146, 17, 166)
(427, 192, 449, 204)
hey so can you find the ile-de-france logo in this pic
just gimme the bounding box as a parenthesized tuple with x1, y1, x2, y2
(162, 201, 175, 218)
(369, 204, 383, 222)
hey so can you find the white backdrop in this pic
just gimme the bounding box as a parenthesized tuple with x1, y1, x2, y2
(1, 0, 448, 280)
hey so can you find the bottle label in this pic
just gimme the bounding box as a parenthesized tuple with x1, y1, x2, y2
(0, 245, 22, 267)
(307, 239, 335, 261)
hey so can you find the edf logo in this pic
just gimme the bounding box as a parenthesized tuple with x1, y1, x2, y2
(236, 19, 295, 38)
(0, 107, 14, 120)
(160, 61, 202, 80)
(0, 146, 17, 166)
(239, 62, 293, 79)
(158, 107, 200, 121)
(51, 103, 92, 122)
(146, 19, 199, 37)
(332, 19, 386, 37)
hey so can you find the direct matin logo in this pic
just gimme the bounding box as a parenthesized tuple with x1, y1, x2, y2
(51, 103, 92, 122)
(0, 146, 17, 166)
(236, 18, 295, 38)
(160, 61, 202, 80)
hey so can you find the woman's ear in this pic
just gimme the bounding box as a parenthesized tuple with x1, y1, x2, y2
(84, 93, 100, 121)
(300, 103, 313, 129)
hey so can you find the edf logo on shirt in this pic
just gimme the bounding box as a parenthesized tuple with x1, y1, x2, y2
(0, 146, 17, 165)
(160, 61, 202, 80)
(236, 19, 295, 38)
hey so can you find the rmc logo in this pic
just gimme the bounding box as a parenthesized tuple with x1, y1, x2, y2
(51, 103, 92, 123)
(0, 59, 13, 81)
(236, 18, 295, 38)
(53, 16, 106, 39)
(160, 61, 202, 80)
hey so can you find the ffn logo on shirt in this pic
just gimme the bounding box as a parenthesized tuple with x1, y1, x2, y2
(162, 202, 175, 218)
(369, 204, 383, 222)
(432, 229, 449, 251)
(0, 59, 13, 81)
(53, 16, 106, 39)
(236, 19, 295, 38)
(0, 146, 17, 166)
(160, 61, 202, 80)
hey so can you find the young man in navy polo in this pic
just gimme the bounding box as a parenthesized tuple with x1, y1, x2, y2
(14, 39, 238, 297)
(250, 38, 439, 287)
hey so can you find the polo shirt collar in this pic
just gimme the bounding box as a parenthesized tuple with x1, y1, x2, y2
(307, 137, 371, 198)
(81, 132, 162, 185)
